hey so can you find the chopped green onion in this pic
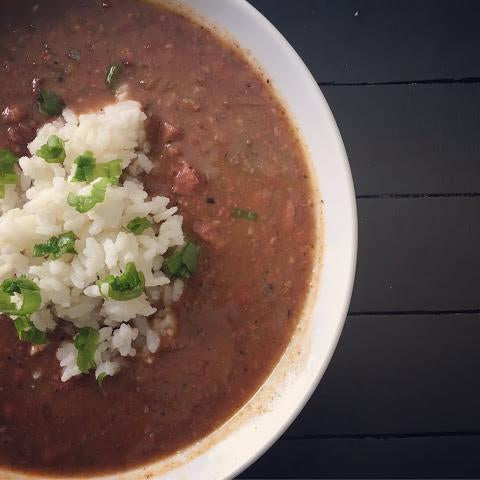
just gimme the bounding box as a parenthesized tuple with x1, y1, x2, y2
(37, 89, 64, 116)
(71, 151, 95, 182)
(36, 135, 66, 163)
(67, 177, 110, 213)
(0, 291, 13, 313)
(68, 152, 121, 213)
(97, 372, 107, 386)
(71, 151, 121, 184)
(163, 241, 199, 279)
(0, 150, 18, 179)
(13, 316, 46, 344)
(93, 160, 122, 183)
(74, 327, 99, 373)
(0, 276, 41, 316)
(0, 277, 43, 344)
(182, 242, 200, 275)
(163, 248, 183, 277)
(33, 231, 77, 260)
(97, 262, 145, 301)
(0, 149, 18, 199)
(105, 63, 124, 92)
(126, 217, 152, 235)
(232, 208, 258, 221)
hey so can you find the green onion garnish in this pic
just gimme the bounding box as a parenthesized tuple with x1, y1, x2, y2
(93, 160, 121, 182)
(126, 217, 152, 235)
(97, 372, 107, 386)
(37, 89, 64, 116)
(106, 63, 124, 92)
(163, 241, 199, 279)
(33, 231, 77, 260)
(13, 316, 46, 344)
(71, 151, 95, 182)
(74, 327, 99, 373)
(232, 208, 258, 221)
(68, 152, 121, 213)
(0, 277, 44, 344)
(97, 262, 145, 301)
(36, 135, 66, 163)
(67, 177, 111, 213)
(0, 276, 41, 316)
(71, 151, 121, 184)
(0, 149, 18, 199)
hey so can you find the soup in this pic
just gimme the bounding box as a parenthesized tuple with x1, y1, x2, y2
(0, 0, 317, 475)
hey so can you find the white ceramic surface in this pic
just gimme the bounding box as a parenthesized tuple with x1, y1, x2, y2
(2, 1, 357, 479)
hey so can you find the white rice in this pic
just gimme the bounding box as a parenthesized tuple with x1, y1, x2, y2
(0, 100, 185, 382)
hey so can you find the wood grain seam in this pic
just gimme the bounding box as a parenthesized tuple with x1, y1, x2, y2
(318, 77, 480, 87)
(349, 309, 480, 316)
(357, 193, 480, 199)
(284, 431, 480, 440)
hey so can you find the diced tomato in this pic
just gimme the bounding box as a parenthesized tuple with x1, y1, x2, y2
(173, 162, 200, 195)
(193, 220, 224, 249)
(162, 121, 182, 143)
(165, 144, 180, 159)
(2, 105, 26, 123)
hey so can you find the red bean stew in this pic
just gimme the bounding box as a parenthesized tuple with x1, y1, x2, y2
(0, 0, 317, 475)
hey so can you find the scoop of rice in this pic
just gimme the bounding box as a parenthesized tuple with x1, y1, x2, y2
(0, 100, 184, 382)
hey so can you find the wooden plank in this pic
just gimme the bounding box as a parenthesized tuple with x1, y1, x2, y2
(351, 197, 480, 312)
(248, 0, 480, 84)
(322, 84, 480, 196)
(240, 435, 480, 478)
(286, 314, 480, 437)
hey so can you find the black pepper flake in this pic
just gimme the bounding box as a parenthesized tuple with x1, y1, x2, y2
(206, 197, 215, 204)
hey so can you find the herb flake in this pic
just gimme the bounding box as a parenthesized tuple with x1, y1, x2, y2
(98, 262, 145, 301)
(13, 316, 46, 344)
(36, 135, 66, 163)
(71, 151, 121, 184)
(232, 207, 258, 221)
(33, 231, 77, 260)
(126, 217, 152, 235)
(37, 90, 64, 116)
(106, 63, 124, 92)
(74, 327, 100, 373)
(163, 241, 199, 279)
(0, 276, 41, 316)
(67, 177, 111, 213)
(0, 149, 18, 199)
(97, 372, 107, 386)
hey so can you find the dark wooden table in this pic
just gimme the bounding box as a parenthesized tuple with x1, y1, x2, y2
(238, 1, 480, 478)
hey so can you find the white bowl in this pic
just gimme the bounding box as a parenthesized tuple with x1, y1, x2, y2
(3, 1, 356, 479)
